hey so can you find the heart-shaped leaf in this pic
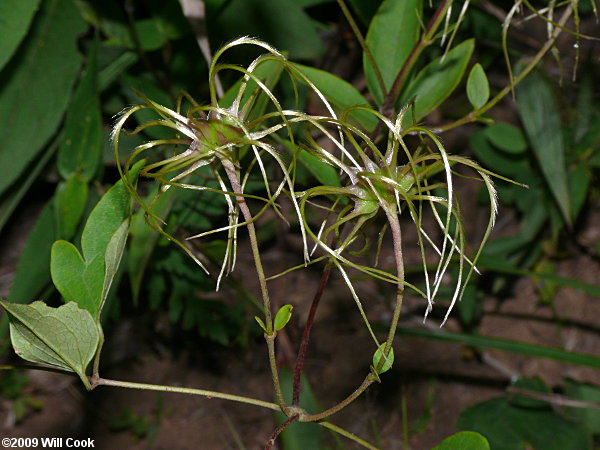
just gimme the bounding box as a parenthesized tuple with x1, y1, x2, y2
(51, 163, 142, 319)
(51, 241, 105, 318)
(0, 301, 99, 390)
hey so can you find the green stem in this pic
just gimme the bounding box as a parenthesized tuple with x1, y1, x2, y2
(91, 377, 280, 411)
(439, 3, 574, 132)
(336, 0, 386, 99)
(300, 375, 374, 422)
(222, 161, 285, 407)
(319, 421, 380, 450)
(92, 324, 104, 380)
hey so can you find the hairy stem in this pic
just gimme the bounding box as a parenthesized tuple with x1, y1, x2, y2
(222, 161, 285, 407)
(265, 414, 299, 450)
(380, 207, 404, 361)
(300, 375, 374, 422)
(91, 377, 280, 411)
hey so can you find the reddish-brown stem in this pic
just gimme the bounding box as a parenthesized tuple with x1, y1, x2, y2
(265, 415, 299, 450)
(292, 265, 332, 406)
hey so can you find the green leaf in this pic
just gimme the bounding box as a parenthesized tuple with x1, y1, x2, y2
(466, 63, 490, 109)
(399, 39, 474, 125)
(103, 219, 129, 311)
(347, 0, 385, 25)
(568, 164, 590, 221)
(274, 304, 293, 331)
(458, 396, 590, 450)
(372, 343, 394, 374)
(293, 64, 378, 132)
(516, 67, 571, 226)
(129, 186, 176, 305)
(81, 167, 140, 263)
(484, 123, 527, 154)
(364, 0, 421, 105)
(298, 149, 341, 187)
(564, 379, 600, 434)
(3, 202, 57, 337)
(51, 241, 105, 318)
(0, 301, 99, 389)
(54, 175, 89, 240)
(0, 0, 87, 196)
(219, 58, 284, 123)
(254, 316, 267, 332)
(0, 138, 57, 233)
(51, 163, 142, 319)
(0, 0, 41, 71)
(58, 43, 102, 181)
(432, 431, 490, 450)
(208, 0, 323, 60)
(395, 326, 600, 369)
(98, 51, 138, 91)
(470, 130, 529, 177)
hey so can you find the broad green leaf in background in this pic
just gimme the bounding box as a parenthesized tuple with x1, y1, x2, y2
(516, 67, 571, 226)
(458, 395, 590, 450)
(0, 0, 41, 71)
(294, 64, 378, 132)
(564, 379, 600, 434)
(219, 58, 284, 123)
(432, 431, 490, 450)
(298, 149, 341, 187)
(129, 186, 176, 305)
(395, 326, 600, 369)
(207, 0, 323, 60)
(0, 0, 86, 196)
(122, 74, 174, 140)
(0, 301, 99, 390)
(0, 139, 57, 233)
(347, 0, 385, 25)
(466, 63, 490, 109)
(2, 202, 57, 338)
(58, 43, 102, 182)
(54, 176, 89, 240)
(98, 51, 138, 90)
(483, 123, 527, 154)
(568, 165, 590, 220)
(364, 0, 421, 105)
(399, 39, 474, 125)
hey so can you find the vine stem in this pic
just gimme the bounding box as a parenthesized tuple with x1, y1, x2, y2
(265, 415, 299, 450)
(292, 265, 332, 406)
(90, 377, 280, 411)
(439, 3, 574, 131)
(222, 161, 285, 407)
(300, 375, 374, 422)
